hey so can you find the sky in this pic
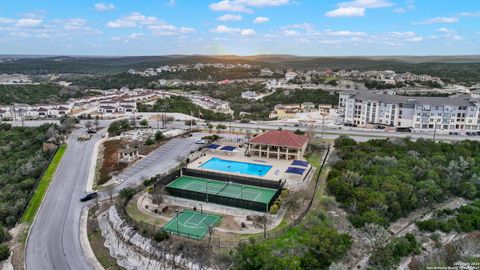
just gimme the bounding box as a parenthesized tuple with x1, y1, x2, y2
(0, 0, 479, 56)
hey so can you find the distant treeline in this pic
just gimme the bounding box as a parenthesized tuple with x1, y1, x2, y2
(0, 84, 98, 105)
(1, 56, 480, 83)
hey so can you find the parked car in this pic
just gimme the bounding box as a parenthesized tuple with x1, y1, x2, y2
(449, 131, 459, 136)
(80, 192, 98, 202)
(466, 132, 474, 136)
(195, 139, 206, 144)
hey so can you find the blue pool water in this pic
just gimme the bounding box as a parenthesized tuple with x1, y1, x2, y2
(200, 157, 272, 177)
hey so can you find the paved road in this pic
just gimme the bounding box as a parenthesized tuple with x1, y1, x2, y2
(111, 133, 204, 193)
(25, 128, 107, 270)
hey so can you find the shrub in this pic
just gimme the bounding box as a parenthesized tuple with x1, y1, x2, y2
(154, 131, 164, 141)
(154, 230, 170, 242)
(269, 204, 279, 214)
(119, 187, 136, 200)
(0, 244, 10, 261)
(145, 137, 155, 146)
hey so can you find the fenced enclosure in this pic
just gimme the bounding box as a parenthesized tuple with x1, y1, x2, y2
(183, 168, 284, 190)
(117, 145, 331, 248)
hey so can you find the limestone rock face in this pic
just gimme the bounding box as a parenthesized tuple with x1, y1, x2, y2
(98, 206, 216, 270)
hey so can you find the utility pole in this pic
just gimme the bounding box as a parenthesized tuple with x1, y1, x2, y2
(433, 121, 437, 143)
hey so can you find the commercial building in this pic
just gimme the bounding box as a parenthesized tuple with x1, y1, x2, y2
(339, 91, 480, 131)
(247, 130, 308, 160)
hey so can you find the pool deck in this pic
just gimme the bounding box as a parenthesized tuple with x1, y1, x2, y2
(187, 144, 310, 184)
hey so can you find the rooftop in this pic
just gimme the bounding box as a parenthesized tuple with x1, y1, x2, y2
(249, 130, 308, 148)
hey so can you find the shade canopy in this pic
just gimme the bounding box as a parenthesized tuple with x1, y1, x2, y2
(291, 160, 309, 167)
(220, 145, 237, 152)
(207, 144, 221, 149)
(285, 167, 305, 175)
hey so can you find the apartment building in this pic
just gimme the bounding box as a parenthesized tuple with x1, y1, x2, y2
(339, 91, 480, 131)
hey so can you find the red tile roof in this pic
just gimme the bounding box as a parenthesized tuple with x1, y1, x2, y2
(249, 130, 308, 148)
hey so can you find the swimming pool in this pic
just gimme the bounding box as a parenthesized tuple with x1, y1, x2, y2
(200, 157, 272, 177)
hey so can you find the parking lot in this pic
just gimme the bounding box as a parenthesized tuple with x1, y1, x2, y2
(112, 133, 204, 192)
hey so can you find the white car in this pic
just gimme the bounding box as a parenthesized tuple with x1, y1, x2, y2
(195, 139, 207, 144)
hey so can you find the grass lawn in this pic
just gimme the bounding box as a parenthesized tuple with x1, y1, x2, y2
(21, 144, 67, 224)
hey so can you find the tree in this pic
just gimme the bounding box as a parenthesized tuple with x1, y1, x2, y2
(139, 119, 149, 128)
(0, 244, 10, 261)
(283, 191, 303, 218)
(119, 187, 136, 200)
(154, 131, 164, 141)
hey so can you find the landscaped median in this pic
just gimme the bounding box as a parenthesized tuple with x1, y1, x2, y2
(20, 144, 67, 224)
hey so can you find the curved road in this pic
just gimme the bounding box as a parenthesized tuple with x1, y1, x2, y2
(25, 128, 106, 270)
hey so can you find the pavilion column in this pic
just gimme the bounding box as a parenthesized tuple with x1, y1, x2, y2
(277, 147, 280, 160)
(285, 148, 288, 160)
(259, 145, 262, 157)
(267, 146, 270, 159)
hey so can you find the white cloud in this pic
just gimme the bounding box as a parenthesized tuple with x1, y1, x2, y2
(339, 0, 393, 8)
(210, 1, 253, 13)
(94, 3, 116, 11)
(210, 24, 255, 36)
(241, 29, 256, 35)
(416, 16, 459, 24)
(106, 12, 195, 36)
(107, 12, 160, 28)
(326, 0, 392, 17)
(324, 30, 367, 37)
(179, 27, 196, 33)
(437, 27, 452, 34)
(326, 7, 365, 17)
(0, 17, 15, 24)
(209, 0, 290, 13)
(15, 18, 42, 27)
(217, 14, 243, 21)
(253, 16, 269, 23)
(393, 8, 405, 13)
(394, 0, 415, 13)
(284, 29, 299, 36)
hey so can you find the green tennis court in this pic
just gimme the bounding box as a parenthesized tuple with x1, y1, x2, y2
(163, 209, 222, 240)
(167, 175, 277, 204)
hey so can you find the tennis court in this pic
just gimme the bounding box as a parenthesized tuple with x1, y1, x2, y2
(167, 175, 277, 204)
(163, 209, 222, 240)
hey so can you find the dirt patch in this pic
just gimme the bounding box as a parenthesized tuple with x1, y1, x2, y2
(8, 223, 29, 270)
(98, 140, 129, 185)
(218, 216, 242, 231)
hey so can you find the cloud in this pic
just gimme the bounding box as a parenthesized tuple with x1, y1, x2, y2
(15, 18, 42, 27)
(106, 12, 195, 36)
(325, 0, 392, 17)
(209, 0, 290, 13)
(107, 12, 160, 28)
(415, 16, 459, 24)
(338, 0, 393, 8)
(217, 14, 243, 21)
(179, 27, 196, 33)
(284, 30, 299, 36)
(94, 3, 116, 11)
(240, 29, 256, 35)
(326, 7, 365, 17)
(253, 16, 269, 23)
(210, 24, 255, 36)
(393, 0, 415, 13)
(437, 27, 452, 34)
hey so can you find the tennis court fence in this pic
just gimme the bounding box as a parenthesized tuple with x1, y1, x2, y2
(182, 168, 284, 190)
(116, 145, 330, 249)
(166, 185, 282, 213)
